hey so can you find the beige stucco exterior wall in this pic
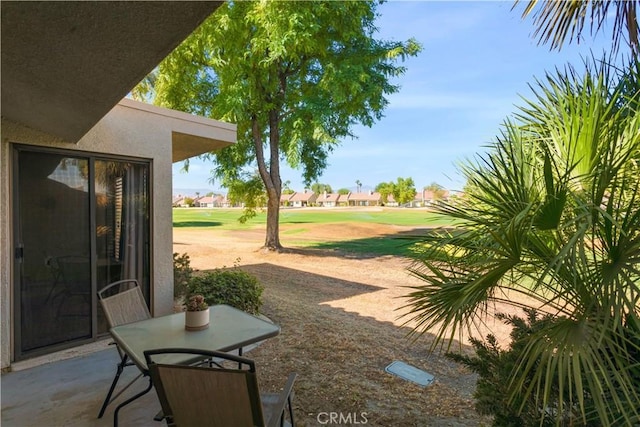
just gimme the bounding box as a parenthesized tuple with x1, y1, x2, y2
(0, 100, 234, 369)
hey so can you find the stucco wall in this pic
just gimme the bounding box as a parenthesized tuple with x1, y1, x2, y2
(0, 102, 175, 369)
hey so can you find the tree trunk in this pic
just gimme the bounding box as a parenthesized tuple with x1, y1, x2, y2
(263, 185, 281, 250)
(252, 110, 283, 251)
(264, 108, 282, 250)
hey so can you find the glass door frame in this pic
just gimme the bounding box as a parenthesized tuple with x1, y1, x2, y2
(12, 144, 152, 361)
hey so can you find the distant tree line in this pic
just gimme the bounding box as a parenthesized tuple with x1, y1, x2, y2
(177, 178, 452, 208)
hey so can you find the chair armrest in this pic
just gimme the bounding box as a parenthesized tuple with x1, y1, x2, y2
(266, 373, 297, 427)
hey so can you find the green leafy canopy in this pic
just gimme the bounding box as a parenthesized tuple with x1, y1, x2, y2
(142, 1, 421, 248)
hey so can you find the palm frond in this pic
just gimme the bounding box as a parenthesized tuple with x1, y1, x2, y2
(514, 0, 640, 56)
(405, 56, 640, 425)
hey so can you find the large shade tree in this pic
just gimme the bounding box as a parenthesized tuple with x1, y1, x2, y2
(146, 1, 420, 250)
(393, 177, 417, 205)
(404, 58, 640, 425)
(375, 177, 416, 205)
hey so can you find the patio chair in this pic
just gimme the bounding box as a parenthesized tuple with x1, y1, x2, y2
(144, 348, 297, 427)
(97, 279, 151, 419)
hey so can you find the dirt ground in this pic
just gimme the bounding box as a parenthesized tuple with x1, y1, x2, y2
(174, 219, 522, 426)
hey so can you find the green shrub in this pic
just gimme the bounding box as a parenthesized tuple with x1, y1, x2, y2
(446, 310, 558, 426)
(173, 252, 194, 299)
(447, 310, 640, 426)
(188, 268, 263, 315)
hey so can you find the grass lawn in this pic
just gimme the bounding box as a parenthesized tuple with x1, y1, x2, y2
(173, 207, 452, 228)
(304, 234, 427, 257)
(173, 207, 455, 257)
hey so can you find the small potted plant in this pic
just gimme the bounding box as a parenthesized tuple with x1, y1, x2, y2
(184, 294, 209, 331)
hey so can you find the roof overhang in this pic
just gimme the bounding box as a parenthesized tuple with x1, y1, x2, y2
(1, 1, 223, 143)
(117, 98, 236, 162)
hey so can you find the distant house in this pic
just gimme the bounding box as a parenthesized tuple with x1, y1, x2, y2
(348, 191, 381, 207)
(211, 194, 226, 207)
(411, 191, 424, 207)
(413, 189, 450, 207)
(195, 196, 215, 208)
(280, 192, 294, 207)
(179, 194, 232, 208)
(384, 194, 399, 207)
(289, 190, 317, 207)
(172, 196, 185, 207)
(219, 195, 236, 208)
(173, 197, 192, 208)
(316, 192, 342, 207)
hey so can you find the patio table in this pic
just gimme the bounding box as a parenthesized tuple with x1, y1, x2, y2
(107, 304, 280, 426)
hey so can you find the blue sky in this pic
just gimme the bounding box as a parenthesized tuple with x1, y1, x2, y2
(173, 1, 611, 195)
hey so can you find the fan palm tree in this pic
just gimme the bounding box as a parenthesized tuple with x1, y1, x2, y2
(404, 57, 640, 425)
(515, 0, 640, 56)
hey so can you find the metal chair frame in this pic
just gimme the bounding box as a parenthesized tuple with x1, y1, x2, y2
(96, 279, 150, 422)
(145, 348, 296, 427)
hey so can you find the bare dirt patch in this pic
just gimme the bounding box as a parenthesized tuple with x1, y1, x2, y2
(174, 223, 518, 426)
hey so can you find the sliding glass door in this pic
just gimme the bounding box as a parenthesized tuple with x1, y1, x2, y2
(13, 147, 150, 359)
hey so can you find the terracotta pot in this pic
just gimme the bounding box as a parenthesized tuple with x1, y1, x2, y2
(185, 308, 210, 331)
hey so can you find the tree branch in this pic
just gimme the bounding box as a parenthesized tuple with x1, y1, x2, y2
(252, 114, 273, 190)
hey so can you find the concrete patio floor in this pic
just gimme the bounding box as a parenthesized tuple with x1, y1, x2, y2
(2, 344, 164, 426)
